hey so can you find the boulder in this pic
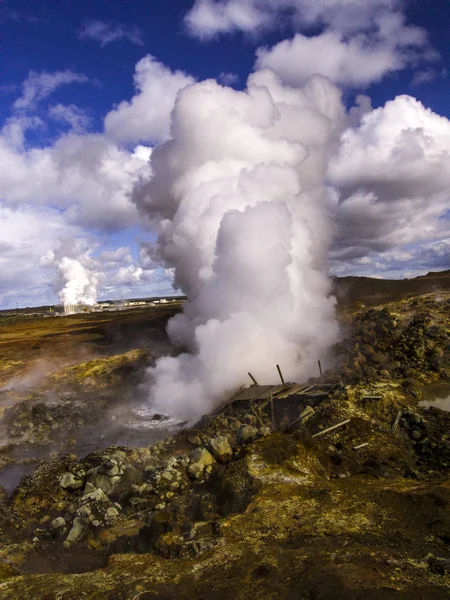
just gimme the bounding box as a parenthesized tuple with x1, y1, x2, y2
(51, 516, 66, 530)
(64, 516, 85, 547)
(209, 436, 233, 464)
(59, 472, 84, 491)
(237, 425, 258, 445)
(188, 448, 215, 479)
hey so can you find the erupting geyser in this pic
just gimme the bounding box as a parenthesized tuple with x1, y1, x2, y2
(58, 257, 98, 314)
(134, 70, 344, 419)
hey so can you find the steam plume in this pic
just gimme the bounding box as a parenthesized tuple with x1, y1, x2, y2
(58, 256, 98, 312)
(133, 70, 344, 419)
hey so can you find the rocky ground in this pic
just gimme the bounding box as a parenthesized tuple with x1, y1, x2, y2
(0, 291, 449, 598)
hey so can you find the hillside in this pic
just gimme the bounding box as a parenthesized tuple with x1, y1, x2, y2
(333, 270, 450, 307)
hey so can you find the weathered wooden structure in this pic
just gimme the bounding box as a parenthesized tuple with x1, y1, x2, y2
(216, 377, 341, 429)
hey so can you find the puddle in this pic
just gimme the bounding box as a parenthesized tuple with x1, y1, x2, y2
(419, 381, 450, 412)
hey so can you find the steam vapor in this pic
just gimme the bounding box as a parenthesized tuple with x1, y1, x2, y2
(58, 256, 98, 312)
(134, 70, 344, 419)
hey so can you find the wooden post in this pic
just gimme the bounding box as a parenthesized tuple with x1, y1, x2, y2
(391, 410, 402, 434)
(312, 418, 350, 438)
(248, 372, 258, 386)
(250, 403, 265, 428)
(271, 394, 275, 431)
(318, 360, 323, 381)
(276, 364, 285, 386)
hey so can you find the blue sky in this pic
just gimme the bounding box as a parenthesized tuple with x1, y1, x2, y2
(0, 0, 449, 309)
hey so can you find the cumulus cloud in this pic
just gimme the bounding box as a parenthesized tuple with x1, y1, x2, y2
(332, 239, 450, 279)
(256, 14, 435, 87)
(0, 132, 151, 230)
(186, 0, 408, 38)
(104, 56, 195, 145)
(13, 70, 89, 111)
(133, 70, 344, 419)
(185, 0, 270, 38)
(187, 1, 436, 88)
(218, 71, 239, 86)
(78, 20, 143, 47)
(329, 95, 450, 273)
(48, 104, 91, 133)
(1, 114, 43, 149)
(0, 70, 153, 308)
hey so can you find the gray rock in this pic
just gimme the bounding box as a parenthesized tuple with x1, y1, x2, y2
(106, 507, 119, 521)
(191, 447, 215, 466)
(82, 487, 109, 503)
(161, 470, 174, 482)
(106, 464, 120, 477)
(65, 517, 85, 546)
(60, 472, 84, 491)
(209, 435, 233, 464)
(188, 462, 205, 479)
(51, 517, 66, 529)
(83, 482, 97, 495)
(237, 425, 258, 445)
(77, 505, 92, 518)
(89, 471, 112, 494)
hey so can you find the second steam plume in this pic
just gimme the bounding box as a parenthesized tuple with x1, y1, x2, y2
(58, 257, 98, 314)
(133, 69, 343, 419)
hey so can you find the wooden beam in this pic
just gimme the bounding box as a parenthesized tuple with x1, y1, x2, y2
(312, 418, 351, 438)
(250, 403, 265, 428)
(271, 395, 275, 431)
(248, 372, 258, 386)
(353, 442, 369, 450)
(276, 364, 285, 386)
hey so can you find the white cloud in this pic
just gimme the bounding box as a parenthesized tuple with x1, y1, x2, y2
(13, 70, 89, 111)
(0, 132, 151, 230)
(256, 13, 435, 87)
(329, 94, 450, 273)
(411, 69, 438, 86)
(48, 104, 91, 133)
(1, 114, 43, 149)
(104, 55, 195, 145)
(185, 0, 405, 38)
(185, 0, 270, 38)
(218, 71, 239, 85)
(331, 239, 450, 279)
(187, 1, 437, 88)
(0, 68, 156, 309)
(78, 20, 143, 47)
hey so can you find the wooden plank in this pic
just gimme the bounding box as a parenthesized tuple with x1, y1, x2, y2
(353, 442, 369, 450)
(312, 419, 351, 438)
(250, 403, 265, 428)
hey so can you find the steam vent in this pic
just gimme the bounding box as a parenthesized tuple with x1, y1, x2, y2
(63, 303, 90, 315)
